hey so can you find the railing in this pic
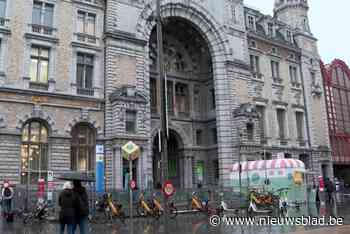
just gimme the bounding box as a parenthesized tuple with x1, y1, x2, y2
(273, 76, 283, 84)
(252, 72, 263, 79)
(292, 82, 302, 89)
(29, 81, 49, 91)
(30, 24, 56, 36)
(77, 87, 94, 96)
(74, 33, 99, 44)
(0, 17, 9, 27)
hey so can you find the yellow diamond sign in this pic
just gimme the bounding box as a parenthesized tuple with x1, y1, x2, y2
(122, 141, 141, 161)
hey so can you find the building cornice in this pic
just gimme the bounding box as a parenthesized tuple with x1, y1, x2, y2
(104, 30, 148, 46)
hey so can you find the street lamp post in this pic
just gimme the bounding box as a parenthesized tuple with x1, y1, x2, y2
(156, 0, 168, 185)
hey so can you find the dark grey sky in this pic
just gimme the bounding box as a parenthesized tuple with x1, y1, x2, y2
(244, 0, 349, 65)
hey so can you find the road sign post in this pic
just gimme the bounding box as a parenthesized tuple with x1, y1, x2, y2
(122, 141, 141, 220)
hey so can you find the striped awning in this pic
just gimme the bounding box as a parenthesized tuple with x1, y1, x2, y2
(231, 159, 305, 172)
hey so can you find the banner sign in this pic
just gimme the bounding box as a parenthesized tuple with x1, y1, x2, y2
(96, 144, 105, 193)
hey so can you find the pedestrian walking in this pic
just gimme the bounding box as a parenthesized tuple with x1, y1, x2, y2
(1, 180, 14, 222)
(73, 180, 89, 234)
(325, 178, 335, 204)
(59, 181, 78, 234)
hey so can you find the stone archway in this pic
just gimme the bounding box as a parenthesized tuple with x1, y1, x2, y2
(138, 2, 234, 186)
(152, 129, 184, 188)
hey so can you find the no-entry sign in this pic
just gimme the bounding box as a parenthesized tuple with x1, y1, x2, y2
(130, 180, 136, 190)
(163, 181, 175, 197)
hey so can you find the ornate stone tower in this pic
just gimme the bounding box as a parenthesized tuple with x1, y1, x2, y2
(275, 0, 333, 178)
(274, 0, 311, 34)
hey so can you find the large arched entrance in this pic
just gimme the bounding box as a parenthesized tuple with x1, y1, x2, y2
(149, 17, 219, 188)
(152, 130, 184, 188)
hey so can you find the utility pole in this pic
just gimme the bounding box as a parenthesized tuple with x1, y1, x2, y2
(156, 0, 168, 185)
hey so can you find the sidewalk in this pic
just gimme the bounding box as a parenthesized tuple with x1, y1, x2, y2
(291, 225, 350, 234)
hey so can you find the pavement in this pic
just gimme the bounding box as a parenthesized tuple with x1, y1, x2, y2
(1, 197, 350, 234)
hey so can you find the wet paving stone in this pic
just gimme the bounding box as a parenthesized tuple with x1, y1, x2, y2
(1, 201, 350, 234)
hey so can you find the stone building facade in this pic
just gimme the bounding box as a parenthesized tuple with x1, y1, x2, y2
(0, 0, 332, 190)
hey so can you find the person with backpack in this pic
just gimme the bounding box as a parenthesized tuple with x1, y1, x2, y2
(1, 180, 14, 221)
(59, 181, 78, 234)
(73, 180, 89, 234)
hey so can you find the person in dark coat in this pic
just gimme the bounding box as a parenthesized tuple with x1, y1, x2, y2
(59, 181, 78, 234)
(73, 180, 89, 234)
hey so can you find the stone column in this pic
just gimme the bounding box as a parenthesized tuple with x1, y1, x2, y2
(112, 146, 123, 190)
(183, 151, 194, 188)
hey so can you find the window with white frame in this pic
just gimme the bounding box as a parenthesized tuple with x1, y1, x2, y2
(289, 65, 298, 84)
(271, 60, 280, 78)
(32, 1, 54, 35)
(30, 45, 49, 84)
(77, 11, 96, 36)
(76, 11, 97, 43)
(76, 52, 94, 95)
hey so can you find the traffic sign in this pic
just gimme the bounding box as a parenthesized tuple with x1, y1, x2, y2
(163, 180, 175, 197)
(122, 141, 141, 161)
(130, 180, 136, 190)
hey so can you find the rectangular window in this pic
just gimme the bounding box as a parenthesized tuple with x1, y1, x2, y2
(271, 60, 280, 78)
(175, 83, 189, 114)
(247, 15, 255, 29)
(286, 30, 292, 42)
(32, 1, 54, 27)
(150, 78, 157, 112)
(289, 66, 298, 83)
(0, 0, 6, 18)
(256, 106, 265, 140)
(311, 71, 316, 86)
(277, 109, 286, 139)
(77, 11, 96, 35)
(268, 23, 273, 36)
(247, 123, 254, 141)
(210, 88, 216, 109)
(250, 55, 260, 75)
(167, 80, 174, 115)
(30, 46, 49, 84)
(212, 128, 217, 145)
(296, 112, 304, 140)
(125, 110, 137, 133)
(76, 53, 94, 95)
(196, 129, 203, 146)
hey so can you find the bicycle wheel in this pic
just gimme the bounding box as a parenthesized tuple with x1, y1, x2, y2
(169, 206, 177, 219)
(137, 205, 146, 217)
(23, 214, 34, 225)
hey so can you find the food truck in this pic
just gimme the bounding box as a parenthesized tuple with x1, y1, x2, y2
(230, 158, 309, 203)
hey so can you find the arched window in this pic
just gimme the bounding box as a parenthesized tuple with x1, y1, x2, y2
(71, 124, 96, 171)
(21, 120, 49, 184)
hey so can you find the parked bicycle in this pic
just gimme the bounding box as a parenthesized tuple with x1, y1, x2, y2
(22, 198, 50, 224)
(90, 193, 125, 224)
(189, 191, 215, 215)
(137, 193, 163, 219)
